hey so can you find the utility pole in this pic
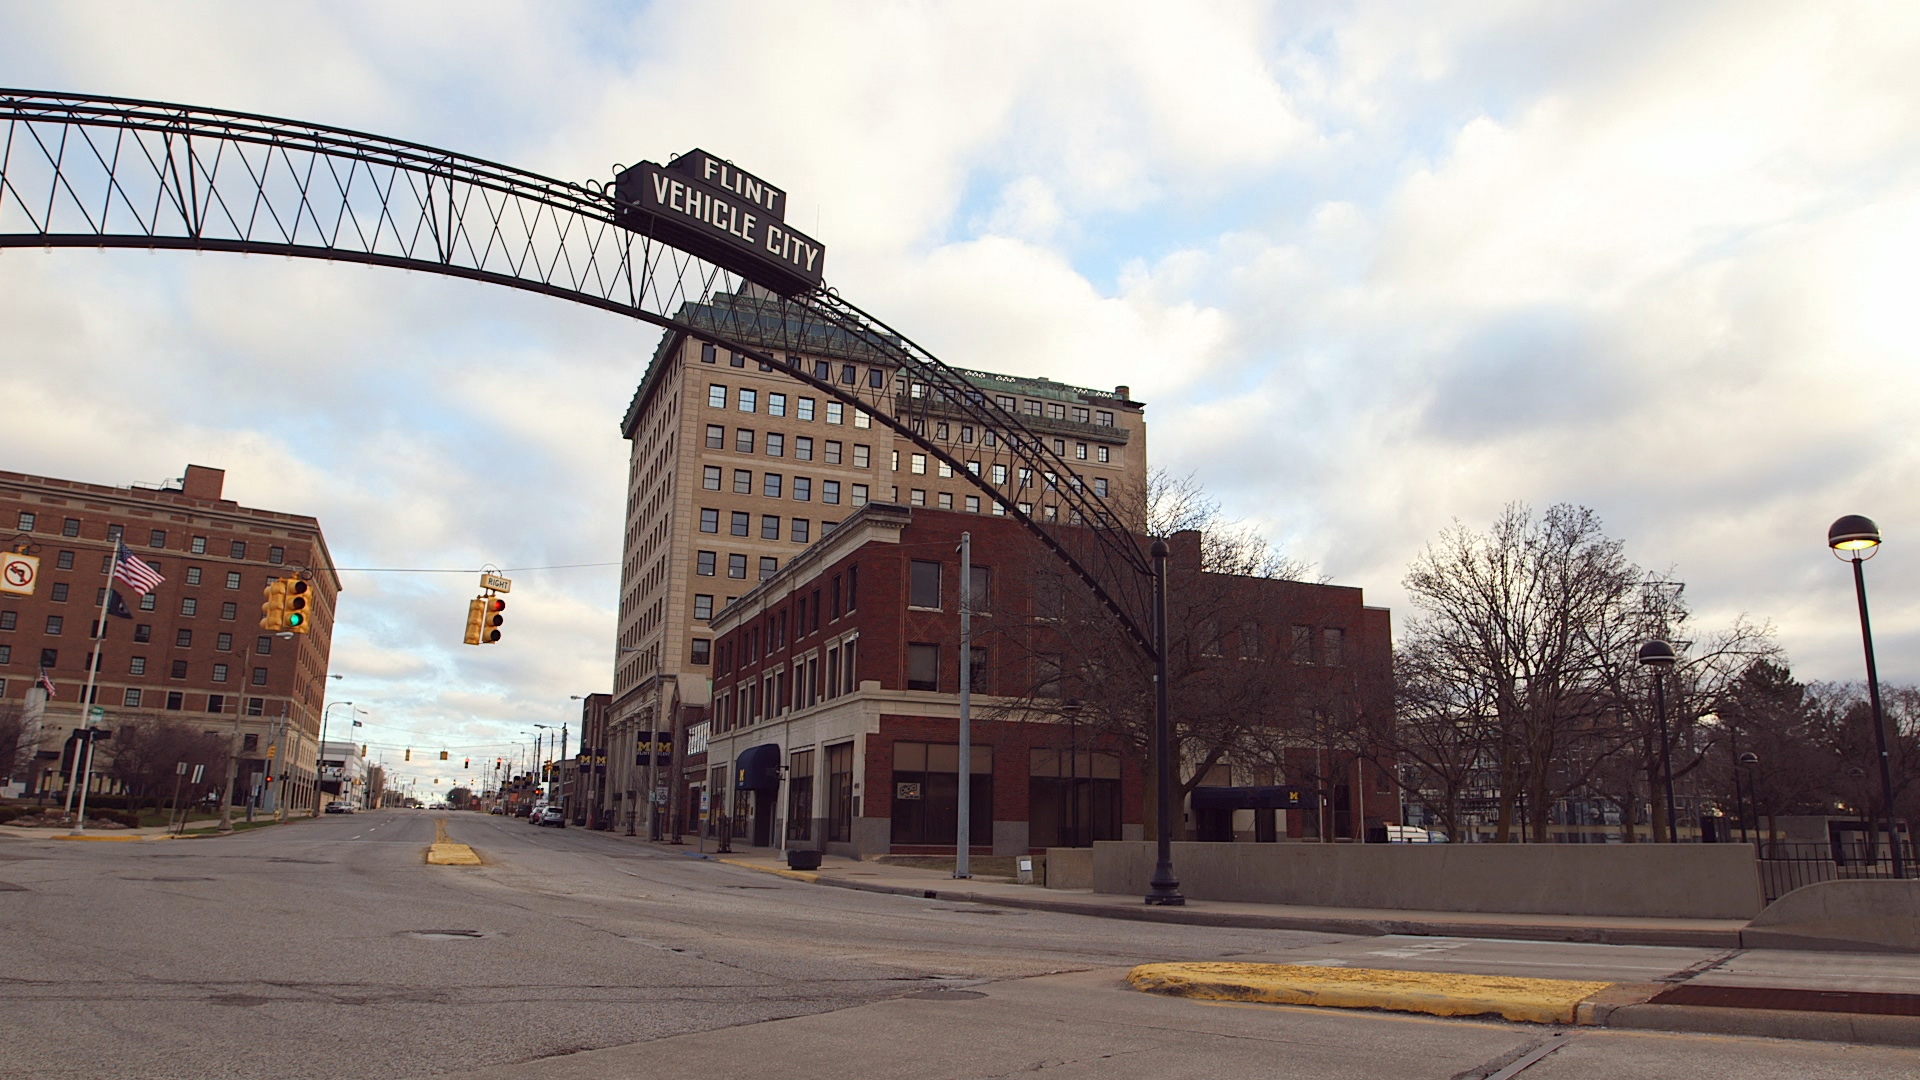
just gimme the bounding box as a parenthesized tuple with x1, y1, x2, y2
(955, 532, 972, 879)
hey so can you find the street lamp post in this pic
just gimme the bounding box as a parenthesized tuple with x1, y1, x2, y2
(1828, 515, 1907, 879)
(312, 701, 355, 816)
(1145, 539, 1184, 906)
(1638, 640, 1680, 842)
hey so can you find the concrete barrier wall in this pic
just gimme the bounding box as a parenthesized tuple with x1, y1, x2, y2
(1043, 848, 1093, 890)
(1744, 880, 1920, 952)
(1092, 841, 1766, 919)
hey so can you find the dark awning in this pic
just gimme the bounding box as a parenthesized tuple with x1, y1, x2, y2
(734, 743, 783, 792)
(1190, 785, 1314, 811)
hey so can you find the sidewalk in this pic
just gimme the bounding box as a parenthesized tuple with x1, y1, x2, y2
(677, 844, 1920, 1047)
(0, 814, 292, 842)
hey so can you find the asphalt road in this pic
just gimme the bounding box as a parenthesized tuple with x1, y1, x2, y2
(0, 811, 1911, 1080)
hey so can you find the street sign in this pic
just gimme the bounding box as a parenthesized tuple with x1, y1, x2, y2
(480, 573, 512, 593)
(0, 552, 40, 595)
(190, 764, 205, 783)
(87, 705, 105, 723)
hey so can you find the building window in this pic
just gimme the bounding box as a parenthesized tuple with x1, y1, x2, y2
(821, 440, 842, 466)
(766, 432, 785, 458)
(797, 397, 815, 421)
(730, 511, 750, 537)
(1097, 446, 1111, 463)
(185, 567, 202, 586)
(212, 663, 229, 683)
(910, 453, 927, 475)
(727, 554, 747, 579)
(826, 742, 854, 843)
(825, 401, 843, 425)
(694, 594, 714, 621)
(697, 551, 717, 576)
(735, 428, 755, 454)
(171, 659, 189, 679)
(733, 469, 752, 494)
(794, 436, 813, 461)
(1098, 410, 1114, 425)
(822, 480, 841, 505)
(60, 518, 80, 538)
(793, 477, 811, 501)
(758, 557, 777, 581)
(229, 541, 246, 559)
(271, 544, 290, 566)
(965, 495, 981, 513)
(791, 519, 810, 544)
(44, 616, 62, 636)
(246, 697, 264, 716)
(759, 514, 780, 540)
(890, 741, 992, 846)
(106, 525, 123, 542)
(145, 529, 165, 548)
(129, 656, 147, 675)
(123, 688, 142, 707)
(220, 602, 236, 620)
(56, 550, 74, 570)
(15, 512, 33, 532)
(50, 583, 68, 603)
(216, 632, 231, 651)
(763, 474, 783, 498)
(706, 424, 725, 449)
(251, 667, 268, 686)
(909, 489, 926, 506)
(699, 508, 720, 534)
(39, 648, 56, 668)
(851, 484, 868, 506)
(690, 638, 711, 665)
(991, 463, 1009, 485)
(909, 560, 941, 608)
(0, 645, 7, 663)
(225, 571, 242, 589)
(729, 350, 746, 368)
(1291, 625, 1314, 664)
(1094, 478, 1109, 497)
(174, 628, 192, 647)
(164, 691, 183, 711)
(738, 389, 757, 413)
(180, 598, 197, 617)
(852, 444, 870, 468)
(132, 623, 150, 642)
(767, 392, 787, 417)
(936, 492, 953, 510)
(708, 385, 727, 408)
(700, 341, 717, 363)
(703, 466, 722, 490)
(1323, 627, 1344, 667)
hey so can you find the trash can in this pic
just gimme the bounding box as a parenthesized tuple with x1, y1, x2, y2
(787, 849, 823, 871)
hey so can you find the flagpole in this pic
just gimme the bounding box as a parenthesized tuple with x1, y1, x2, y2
(67, 548, 118, 835)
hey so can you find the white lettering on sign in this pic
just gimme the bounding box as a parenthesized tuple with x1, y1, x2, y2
(617, 160, 826, 293)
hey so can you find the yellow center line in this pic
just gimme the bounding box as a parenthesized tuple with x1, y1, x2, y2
(427, 817, 481, 866)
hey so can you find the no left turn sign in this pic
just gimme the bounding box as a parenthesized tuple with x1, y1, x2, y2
(0, 553, 39, 596)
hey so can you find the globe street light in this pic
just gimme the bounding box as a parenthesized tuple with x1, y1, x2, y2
(1828, 515, 1906, 879)
(1638, 639, 1679, 842)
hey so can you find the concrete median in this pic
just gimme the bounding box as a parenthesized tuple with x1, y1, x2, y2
(1127, 962, 1616, 1024)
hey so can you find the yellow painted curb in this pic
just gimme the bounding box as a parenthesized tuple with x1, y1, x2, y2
(51, 833, 145, 842)
(716, 856, 818, 883)
(427, 819, 481, 865)
(427, 843, 482, 865)
(1128, 963, 1614, 1025)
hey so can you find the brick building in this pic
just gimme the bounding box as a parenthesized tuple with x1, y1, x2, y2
(605, 291, 1149, 835)
(699, 503, 1394, 858)
(0, 465, 341, 811)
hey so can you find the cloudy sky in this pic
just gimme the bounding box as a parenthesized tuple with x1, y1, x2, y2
(4, 2, 1918, 791)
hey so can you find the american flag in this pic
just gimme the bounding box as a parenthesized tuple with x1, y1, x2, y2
(36, 668, 56, 698)
(112, 541, 165, 595)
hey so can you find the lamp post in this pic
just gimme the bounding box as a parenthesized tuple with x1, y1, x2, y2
(1145, 539, 1184, 906)
(313, 701, 355, 816)
(533, 723, 554, 805)
(1638, 640, 1679, 842)
(1828, 515, 1906, 879)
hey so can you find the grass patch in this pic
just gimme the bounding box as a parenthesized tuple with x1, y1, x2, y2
(874, 854, 1019, 879)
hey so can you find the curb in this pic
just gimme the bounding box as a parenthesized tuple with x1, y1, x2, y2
(1125, 963, 1920, 1047)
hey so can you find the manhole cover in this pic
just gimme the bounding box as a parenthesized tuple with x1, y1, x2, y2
(904, 988, 986, 1000)
(408, 929, 485, 940)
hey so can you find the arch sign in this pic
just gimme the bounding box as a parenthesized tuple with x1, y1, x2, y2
(615, 150, 825, 297)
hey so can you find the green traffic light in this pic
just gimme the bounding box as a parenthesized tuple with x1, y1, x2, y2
(287, 612, 305, 627)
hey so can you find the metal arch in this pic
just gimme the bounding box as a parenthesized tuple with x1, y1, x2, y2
(0, 88, 1158, 654)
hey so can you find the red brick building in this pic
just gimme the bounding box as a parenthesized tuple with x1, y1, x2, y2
(0, 465, 341, 812)
(699, 504, 1394, 857)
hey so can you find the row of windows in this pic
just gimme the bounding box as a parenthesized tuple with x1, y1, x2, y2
(714, 567, 858, 677)
(698, 509, 819, 544)
(12, 513, 286, 562)
(715, 638, 860, 726)
(2, 594, 257, 626)
(694, 550, 780, 581)
(23, 646, 272, 684)
(702, 466, 872, 506)
(702, 425, 872, 465)
(705, 384, 871, 428)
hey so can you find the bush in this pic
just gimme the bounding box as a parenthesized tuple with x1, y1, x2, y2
(0, 806, 22, 824)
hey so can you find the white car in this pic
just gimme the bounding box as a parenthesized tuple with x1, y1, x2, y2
(534, 806, 566, 828)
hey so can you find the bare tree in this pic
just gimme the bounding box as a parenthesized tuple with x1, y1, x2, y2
(0, 701, 31, 788)
(101, 716, 229, 810)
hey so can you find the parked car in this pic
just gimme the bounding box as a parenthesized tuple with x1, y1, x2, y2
(324, 802, 353, 815)
(535, 806, 566, 828)
(1385, 824, 1448, 843)
(489, 806, 505, 815)
(512, 804, 532, 818)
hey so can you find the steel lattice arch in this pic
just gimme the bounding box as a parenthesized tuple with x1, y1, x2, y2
(0, 89, 1158, 653)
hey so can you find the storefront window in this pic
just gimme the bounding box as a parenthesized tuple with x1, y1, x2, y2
(826, 742, 855, 843)
(1027, 749, 1122, 848)
(787, 749, 815, 843)
(889, 741, 991, 846)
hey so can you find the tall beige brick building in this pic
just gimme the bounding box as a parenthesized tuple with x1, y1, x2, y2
(605, 294, 1147, 832)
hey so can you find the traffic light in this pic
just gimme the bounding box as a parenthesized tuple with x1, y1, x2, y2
(259, 580, 287, 631)
(477, 597, 505, 644)
(463, 597, 486, 645)
(405, 748, 411, 761)
(439, 750, 448, 761)
(284, 579, 311, 633)
(463, 758, 470, 769)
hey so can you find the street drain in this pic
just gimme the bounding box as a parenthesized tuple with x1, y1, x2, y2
(904, 988, 986, 1000)
(408, 930, 485, 940)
